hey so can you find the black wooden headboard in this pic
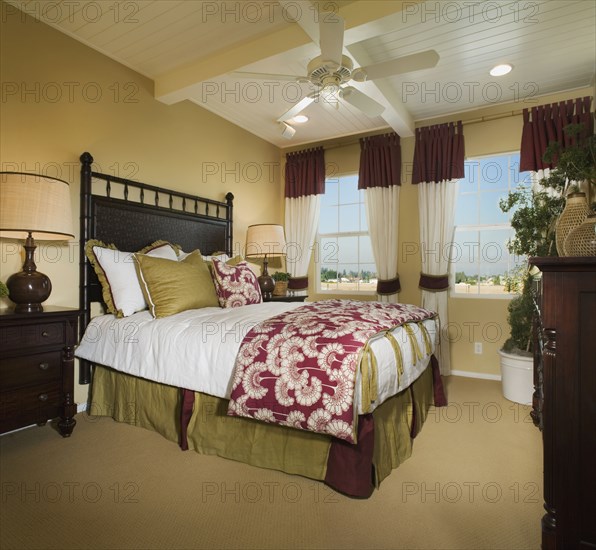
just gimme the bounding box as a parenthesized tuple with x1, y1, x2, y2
(79, 152, 234, 384)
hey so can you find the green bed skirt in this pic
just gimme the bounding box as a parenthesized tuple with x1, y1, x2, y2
(89, 363, 435, 489)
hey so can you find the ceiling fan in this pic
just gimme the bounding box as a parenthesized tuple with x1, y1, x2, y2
(231, 9, 439, 130)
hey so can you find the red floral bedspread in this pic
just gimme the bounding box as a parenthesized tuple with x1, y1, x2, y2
(227, 299, 436, 443)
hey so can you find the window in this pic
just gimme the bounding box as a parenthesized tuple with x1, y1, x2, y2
(451, 152, 531, 297)
(317, 174, 377, 293)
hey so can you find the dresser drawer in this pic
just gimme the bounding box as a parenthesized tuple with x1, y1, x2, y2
(0, 383, 61, 430)
(0, 322, 66, 352)
(0, 351, 63, 390)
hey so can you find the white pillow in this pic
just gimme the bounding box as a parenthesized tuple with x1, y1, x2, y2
(90, 242, 178, 317)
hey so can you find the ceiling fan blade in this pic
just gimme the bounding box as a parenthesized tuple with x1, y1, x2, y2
(339, 87, 385, 117)
(277, 95, 316, 122)
(353, 50, 440, 81)
(319, 13, 344, 68)
(231, 71, 301, 82)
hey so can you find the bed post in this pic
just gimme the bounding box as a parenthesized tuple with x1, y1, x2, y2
(225, 192, 234, 256)
(79, 152, 93, 385)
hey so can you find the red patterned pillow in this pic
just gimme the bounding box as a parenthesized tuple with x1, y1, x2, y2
(211, 258, 262, 308)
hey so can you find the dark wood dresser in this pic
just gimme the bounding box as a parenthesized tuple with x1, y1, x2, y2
(530, 257, 596, 549)
(0, 306, 79, 436)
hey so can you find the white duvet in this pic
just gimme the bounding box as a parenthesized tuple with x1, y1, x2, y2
(75, 302, 437, 414)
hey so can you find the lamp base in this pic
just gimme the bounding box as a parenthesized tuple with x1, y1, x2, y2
(7, 270, 52, 313)
(258, 274, 275, 301)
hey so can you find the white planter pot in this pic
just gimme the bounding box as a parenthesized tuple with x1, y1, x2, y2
(498, 350, 534, 405)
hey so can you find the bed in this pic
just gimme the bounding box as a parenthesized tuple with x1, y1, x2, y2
(76, 152, 446, 498)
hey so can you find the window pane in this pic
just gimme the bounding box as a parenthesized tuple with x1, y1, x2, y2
(321, 178, 339, 206)
(479, 191, 508, 225)
(339, 176, 360, 204)
(359, 236, 375, 264)
(319, 206, 338, 234)
(360, 204, 368, 231)
(478, 229, 520, 295)
(320, 237, 338, 264)
(320, 266, 338, 291)
(452, 230, 479, 294)
(339, 204, 360, 232)
(456, 194, 478, 226)
(337, 236, 358, 264)
(460, 161, 479, 192)
(480, 155, 509, 190)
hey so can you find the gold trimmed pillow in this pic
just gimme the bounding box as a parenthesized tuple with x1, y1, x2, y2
(134, 250, 220, 318)
(85, 239, 179, 317)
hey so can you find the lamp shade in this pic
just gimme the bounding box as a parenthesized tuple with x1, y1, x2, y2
(245, 224, 286, 258)
(0, 172, 74, 240)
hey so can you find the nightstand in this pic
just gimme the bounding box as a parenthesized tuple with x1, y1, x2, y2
(266, 294, 308, 303)
(0, 306, 79, 437)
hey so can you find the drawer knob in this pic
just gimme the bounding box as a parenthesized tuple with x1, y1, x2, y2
(38, 393, 49, 402)
(41, 331, 49, 337)
(39, 362, 50, 371)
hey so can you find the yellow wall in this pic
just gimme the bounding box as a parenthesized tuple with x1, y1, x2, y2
(294, 87, 592, 377)
(1, 3, 591, 390)
(0, 6, 283, 403)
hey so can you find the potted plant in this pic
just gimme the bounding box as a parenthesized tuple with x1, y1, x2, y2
(497, 122, 595, 403)
(272, 271, 290, 296)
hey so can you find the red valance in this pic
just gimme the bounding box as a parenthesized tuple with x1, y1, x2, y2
(519, 96, 593, 172)
(412, 121, 465, 184)
(285, 147, 325, 198)
(358, 132, 401, 190)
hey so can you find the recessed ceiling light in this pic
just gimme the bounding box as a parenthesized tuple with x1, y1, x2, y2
(292, 115, 309, 124)
(490, 64, 513, 77)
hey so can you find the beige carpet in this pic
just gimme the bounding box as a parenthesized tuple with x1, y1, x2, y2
(0, 376, 542, 550)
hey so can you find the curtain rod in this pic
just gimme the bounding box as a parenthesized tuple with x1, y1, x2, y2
(309, 95, 594, 152)
(321, 110, 525, 150)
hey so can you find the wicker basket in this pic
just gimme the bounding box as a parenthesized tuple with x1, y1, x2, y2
(556, 192, 588, 256)
(273, 281, 288, 296)
(564, 214, 596, 257)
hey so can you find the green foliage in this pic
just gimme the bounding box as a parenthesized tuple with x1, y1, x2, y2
(499, 187, 564, 258)
(272, 271, 290, 282)
(498, 123, 596, 355)
(0, 280, 8, 298)
(455, 271, 467, 284)
(541, 124, 596, 206)
(502, 271, 535, 354)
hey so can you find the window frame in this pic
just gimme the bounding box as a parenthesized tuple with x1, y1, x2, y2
(450, 151, 530, 300)
(316, 172, 377, 295)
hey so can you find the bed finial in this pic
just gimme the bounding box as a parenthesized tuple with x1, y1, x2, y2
(225, 192, 234, 204)
(80, 151, 93, 166)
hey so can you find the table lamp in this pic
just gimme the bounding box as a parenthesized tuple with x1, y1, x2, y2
(0, 172, 75, 313)
(245, 224, 286, 301)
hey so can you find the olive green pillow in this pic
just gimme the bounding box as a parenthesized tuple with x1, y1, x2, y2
(134, 250, 220, 318)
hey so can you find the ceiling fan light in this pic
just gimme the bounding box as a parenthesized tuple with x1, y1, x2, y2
(320, 82, 339, 99)
(291, 115, 309, 124)
(490, 63, 513, 76)
(280, 122, 296, 139)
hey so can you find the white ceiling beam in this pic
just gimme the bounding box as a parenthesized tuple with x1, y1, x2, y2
(155, 24, 310, 104)
(346, 42, 416, 136)
(156, 0, 425, 107)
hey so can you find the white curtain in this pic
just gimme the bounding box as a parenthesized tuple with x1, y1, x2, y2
(418, 179, 458, 375)
(364, 186, 400, 303)
(284, 194, 320, 281)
